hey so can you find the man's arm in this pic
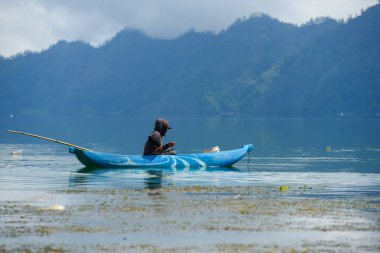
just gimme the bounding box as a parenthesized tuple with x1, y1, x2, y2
(162, 142, 176, 151)
(155, 142, 176, 153)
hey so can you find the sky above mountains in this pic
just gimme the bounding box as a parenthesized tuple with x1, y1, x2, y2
(0, 0, 377, 57)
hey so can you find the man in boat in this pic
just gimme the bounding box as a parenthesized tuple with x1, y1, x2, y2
(143, 118, 176, 155)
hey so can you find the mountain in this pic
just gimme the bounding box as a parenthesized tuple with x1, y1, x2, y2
(1, 5, 380, 118)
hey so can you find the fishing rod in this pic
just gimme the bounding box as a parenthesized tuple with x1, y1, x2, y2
(6, 130, 92, 151)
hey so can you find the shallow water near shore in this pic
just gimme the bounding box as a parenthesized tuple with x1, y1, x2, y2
(0, 142, 379, 198)
(1, 118, 380, 252)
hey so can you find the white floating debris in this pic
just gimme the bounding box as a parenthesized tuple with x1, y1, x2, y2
(44, 204, 65, 211)
(11, 150, 23, 155)
(233, 194, 242, 200)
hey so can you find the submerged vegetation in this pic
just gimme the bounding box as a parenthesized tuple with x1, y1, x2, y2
(0, 186, 379, 252)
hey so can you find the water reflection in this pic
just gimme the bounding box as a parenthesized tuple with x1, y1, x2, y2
(66, 164, 380, 198)
(69, 166, 240, 189)
(145, 170, 163, 189)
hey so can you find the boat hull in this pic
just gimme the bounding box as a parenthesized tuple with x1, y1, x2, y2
(69, 144, 253, 168)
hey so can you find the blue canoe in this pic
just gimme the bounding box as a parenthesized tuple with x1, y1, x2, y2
(69, 144, 253, 168)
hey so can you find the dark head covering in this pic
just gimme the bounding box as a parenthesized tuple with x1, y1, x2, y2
(154, 118, 171, 136)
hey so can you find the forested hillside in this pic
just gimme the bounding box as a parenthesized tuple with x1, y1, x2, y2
(1, 4, 379, 118)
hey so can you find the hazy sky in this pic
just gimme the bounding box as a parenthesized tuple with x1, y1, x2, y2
(0, 0, 377, 57)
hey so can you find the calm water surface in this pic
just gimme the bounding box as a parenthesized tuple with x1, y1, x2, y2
(1, 117, 379, 200)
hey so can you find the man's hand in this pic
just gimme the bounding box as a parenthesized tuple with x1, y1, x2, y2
(168, 142, 176, 147)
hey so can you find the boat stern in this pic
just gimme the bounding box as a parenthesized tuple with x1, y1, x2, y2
(69, 147, 76, 154)
(69, 147, 94, 167)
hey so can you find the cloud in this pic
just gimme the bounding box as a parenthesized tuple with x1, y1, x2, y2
(0, 0, 377, 57)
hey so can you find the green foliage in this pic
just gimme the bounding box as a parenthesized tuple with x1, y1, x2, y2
(1, 4, 380, 118)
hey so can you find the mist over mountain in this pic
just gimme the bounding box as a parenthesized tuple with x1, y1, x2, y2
(1, 4, 379, 118)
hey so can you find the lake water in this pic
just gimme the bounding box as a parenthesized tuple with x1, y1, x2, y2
(1, 117, 379, 198)
(1, 117, 380, 252)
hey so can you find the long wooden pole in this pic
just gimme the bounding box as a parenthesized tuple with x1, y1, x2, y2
(6, 130, 92, 151)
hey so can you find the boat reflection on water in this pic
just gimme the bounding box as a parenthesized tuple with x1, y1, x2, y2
(145, 170, 163, 189)
(69, 166, 240, 189)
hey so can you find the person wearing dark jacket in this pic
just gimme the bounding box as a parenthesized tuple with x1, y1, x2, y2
(143, 118, 176, 155)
